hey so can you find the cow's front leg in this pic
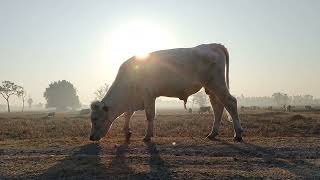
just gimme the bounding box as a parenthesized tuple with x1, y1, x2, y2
(123, 111, 134, 141)
(143, 98, 156, 142)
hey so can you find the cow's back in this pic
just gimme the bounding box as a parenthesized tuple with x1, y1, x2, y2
(132, 48, 206, 98)
(111, 44, 225, 103)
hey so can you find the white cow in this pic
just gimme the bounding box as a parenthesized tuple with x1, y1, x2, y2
(90, 43, 244, 142)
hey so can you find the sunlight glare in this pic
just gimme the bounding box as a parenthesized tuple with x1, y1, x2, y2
(135, 52, 149, 60)
(104, 21, 176, 65)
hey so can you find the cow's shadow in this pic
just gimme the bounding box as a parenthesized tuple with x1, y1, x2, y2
(38, 141, 172, 179)
(144, 141, 172, 179)
(38, 143, 110, 179)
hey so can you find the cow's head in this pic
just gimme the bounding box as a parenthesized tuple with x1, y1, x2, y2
(89, 101, 112, 141)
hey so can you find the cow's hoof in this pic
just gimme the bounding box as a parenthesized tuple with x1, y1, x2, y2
(125, 131, 132, 141)
(239, 128, 244, 133)
(206, 131, 219, 140)
(143, 137, 152, 142)
(234, 136, 243, 142)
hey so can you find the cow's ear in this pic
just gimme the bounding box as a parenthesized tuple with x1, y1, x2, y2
(102, 106, 109, 112)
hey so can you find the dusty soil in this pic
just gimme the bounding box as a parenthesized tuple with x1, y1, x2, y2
(0, 110, 320, 179)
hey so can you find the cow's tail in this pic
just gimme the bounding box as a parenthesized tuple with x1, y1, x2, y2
(219, 45, 232, 122)
(221, 45, 229, 90)
(226, 50, 229, 90)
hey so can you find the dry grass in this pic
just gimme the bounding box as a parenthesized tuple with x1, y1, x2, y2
(0, 112, 91, 140)
(0, 109, 320, 179)
(1, 110, 319, 140)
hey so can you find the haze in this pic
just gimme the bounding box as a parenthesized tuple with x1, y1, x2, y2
(1, 0, 320, 106)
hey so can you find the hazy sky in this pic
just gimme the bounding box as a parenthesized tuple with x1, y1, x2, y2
(1, 0, 319, 105)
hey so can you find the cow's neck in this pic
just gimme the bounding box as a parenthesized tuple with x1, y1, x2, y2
(101, 86, 128, 122)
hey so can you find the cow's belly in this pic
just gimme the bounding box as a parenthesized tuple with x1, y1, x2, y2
(154, 80, 202, 100)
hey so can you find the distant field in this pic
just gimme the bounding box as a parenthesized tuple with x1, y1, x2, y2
(0, 110, 320, 179)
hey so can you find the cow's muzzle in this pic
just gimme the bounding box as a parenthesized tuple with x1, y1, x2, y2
(89, 135, 100, 141)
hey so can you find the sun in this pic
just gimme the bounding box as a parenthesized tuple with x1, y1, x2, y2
(135, 52, 150, 60)
(105, 21, 176, 65)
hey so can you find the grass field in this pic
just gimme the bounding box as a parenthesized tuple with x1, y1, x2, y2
(0, 109, 320, 179)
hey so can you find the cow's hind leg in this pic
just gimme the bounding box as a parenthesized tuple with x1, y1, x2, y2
(207, 94, 224, 140)
(123, 111, 134, 141)
(206, 83, 244, 142)
(143, 98, 156, 142)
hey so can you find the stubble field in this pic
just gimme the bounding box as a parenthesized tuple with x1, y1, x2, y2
(0, 109, 320, 179)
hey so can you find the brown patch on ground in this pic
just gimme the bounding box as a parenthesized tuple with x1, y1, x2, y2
(290, 114, 307, 121)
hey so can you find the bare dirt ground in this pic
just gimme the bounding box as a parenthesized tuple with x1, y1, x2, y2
(0, 110, 320, 179)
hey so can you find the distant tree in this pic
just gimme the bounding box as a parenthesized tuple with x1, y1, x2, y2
(191, 97, 196, 108)
(192, 90, 209, 107)
(16, 86, 27, 112)
(43, 80, 81, 111)
(291, 95, 302, 105)
(291, 94, 314, 105)
(303, 95, 313, 105)
(272, 92, 290, 107)
(0, 81, 19, 112)
(94, 83, 109, 100)
(35, 102, 43, 109)
(27, 96, 33, 108)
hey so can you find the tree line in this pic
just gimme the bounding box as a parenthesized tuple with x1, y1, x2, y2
(1, 80, 319, 112)
(0, 80, 108, 112)
(237, 93, 320, 107)
(186, 91, 320, 108)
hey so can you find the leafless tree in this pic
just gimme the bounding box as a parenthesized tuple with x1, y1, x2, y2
(0, 81, 19, 112)
(94, 83, 109, 100)
(17, 87, 27, 112)
(27, 96, 33, 108)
